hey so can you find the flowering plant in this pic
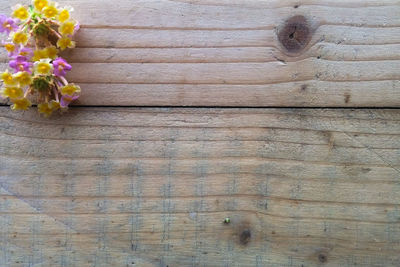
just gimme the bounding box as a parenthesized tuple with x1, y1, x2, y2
(0, 0, 80, 116)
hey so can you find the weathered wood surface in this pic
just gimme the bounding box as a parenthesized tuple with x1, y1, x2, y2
(1, 107, 400, 266)
(1, 0, 400, 266)
(1, 0, 400, 106)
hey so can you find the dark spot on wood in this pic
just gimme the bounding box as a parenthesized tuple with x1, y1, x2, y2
(240, 229, 251, 245)
(294, 4, 299, 8)
(362, 168, 371, 173)
(317, 55, 321, 59)
(278, 16, 312, 54)
(301, 84, 308, 91)
(318, 253, 328, 263)
(202, 251, 208, 255)
(271, 231, 276, 234)
(344, 93, 351, 103)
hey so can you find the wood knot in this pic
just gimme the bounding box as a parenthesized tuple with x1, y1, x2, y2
(278, 15, 311, 54)
(240, 229, 251, 245)
(318, 253, 328, 263)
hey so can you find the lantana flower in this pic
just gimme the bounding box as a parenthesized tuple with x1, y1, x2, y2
(59, 20, 76, 36)
(57, 36, 75, 50)
(34, 58, 53, 75)
(0, 0, 80, 116)
(60, 83, 80, 96)
(1, 69, 17, 86)
(58, 7, 73, 23)
(9, 55, 32, 73)
(14, 71, 33, 87)
(42, 2, 59, 18)
(0, 15, 19, 34)
(18, 47, 34, 60)
(12, 5, 29, 21)
(60, 94, 78, 108)
(11, 97, 31, 110)
(12, 31, 29, 45)
(1, 86, 24, 99)
(33, 0, 48, 12)
(53, 57, 71, 77)
(3, 41, 18, 57)
(32, 46, 58, 61)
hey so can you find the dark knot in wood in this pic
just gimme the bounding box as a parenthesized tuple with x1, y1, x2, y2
(278, 15, 311, 54)
(240, 229, 251, 245)
(318, 253, 328, 263)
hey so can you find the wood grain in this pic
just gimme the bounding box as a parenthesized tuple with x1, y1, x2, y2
(1, 0, 399, 107)
(1, 107, 400, 266)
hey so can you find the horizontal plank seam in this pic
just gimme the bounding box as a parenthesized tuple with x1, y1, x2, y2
(79, 23, 400, 31)
(2, 154, 400, 168)
(2, 114, 400, 135)
(2, 131, 399, 149)
(1, 194, 398, 207)
(2, 58, 399, 64)
(3, 104, 400, 109)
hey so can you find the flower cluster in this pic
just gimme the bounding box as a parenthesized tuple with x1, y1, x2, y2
(0, 0, 80, 116)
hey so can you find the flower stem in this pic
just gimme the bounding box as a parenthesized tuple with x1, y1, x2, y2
(59, 76, 68, 86)
(24, 88, 30, 98)
(49, 27, 62, 39)
(53, 86, 59, 102)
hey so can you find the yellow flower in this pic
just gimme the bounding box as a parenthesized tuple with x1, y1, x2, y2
(32, 49, 46, 62)
(34, 59, 53, 75)
(1, 86, 24, 99)
(45, 46, 58, 59)
(1, 70, 17, 86)
(33, 0, 48, 12)
(12, 5, 29, 20)
(57, 36, 75, 50)
(4, 43, 17, 54)
(49, 100, 60, 110)
(58, 9, 70, 23)
(11, 98, 31, 110)
(42, 2, 59, 18)
(14, 72, 33, 87)
(60, 83, 81, 96)
(12, 32, 29, 46)
(33, 46, 59, 61)
(59, 20, 75, 36)
(38, 102, 53, 116)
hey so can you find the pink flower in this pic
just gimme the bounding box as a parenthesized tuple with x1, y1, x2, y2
(18, 47, 34, 60)
(9, 55, 32, 73)
(0, 15, 19, 35)
(53, 57, 72, 77)
(60, 94, 79, 108)
(2, 41, 19, 57)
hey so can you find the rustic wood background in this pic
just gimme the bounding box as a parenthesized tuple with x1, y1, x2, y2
(1, 0, 400, 266)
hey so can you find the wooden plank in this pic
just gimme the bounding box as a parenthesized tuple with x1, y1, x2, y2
(1, 0, 400, 107)
(1, 107, 400, 266)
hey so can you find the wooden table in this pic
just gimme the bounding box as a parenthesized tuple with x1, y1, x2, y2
(1, 1, 400, 266)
